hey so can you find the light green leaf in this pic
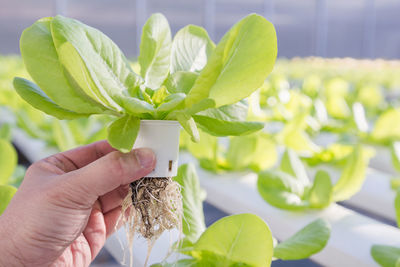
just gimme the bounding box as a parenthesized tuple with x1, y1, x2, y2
(226, 135, 258, 170)
(0, 185, 17, 215)
(176, 113, 199, 142)
(0, 139, 17, 185)
(308, 170, 333, 208)
(51, 15, 140, 112)
(391, 142, 400, 173)
(333, 146, 373, 202)
(192, 213, 273, 267)
(186, 130, 218, 160)
(164, 71, 198, 94)
(371, 245, 400, 267)
(192, 101, 264, 136)
(250, 134, 278, 172)
(139, 13, 172, 89)
(372, 108, 400, 143)
(151, 87, 169, 107)
(280, 149, 310, 186)
(170, 25, 215, 73)
(174, 164, 206, 245)
(114, 95, 155, 116)
(193, 115, 264, 137)
(107, 116, 140, 152)
(157, 93, 186, 112)
(14, 77, 84, 120)
(20, 17, 109, 114)
(197, 100, 248, 121)
(52, 120, 77, 151)
(185, 14, 277, 108)
(257, 170, 307, 210)
(395, 191, 400, 228)
(274, 219, 331, 260)
(0, 123, 12, 141)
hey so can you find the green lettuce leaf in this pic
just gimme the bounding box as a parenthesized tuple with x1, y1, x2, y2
(171, 25, 215, 73)
(185, 14, 277, 108)
(332, 145, 373, 202)
(192, 213, 273, 267)
(51, 15, 140, 111)
(19, 17, 109, 114)
(164, 71, 198, 94)
(14, 77, 84, 120)
(371, 245, 400, 267)
(107, 115, 140, 152)
(139, 13, 172, 89)
(257, 170, 307, 210)
(174, 164, 206, 245)
(308, 170, 333, 209)
(274, 219, 331, 260)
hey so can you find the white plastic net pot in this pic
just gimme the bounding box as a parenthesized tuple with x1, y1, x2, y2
(133, 120, 180, 177)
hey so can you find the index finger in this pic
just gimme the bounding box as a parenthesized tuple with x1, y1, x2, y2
(57, 140, 117, 169)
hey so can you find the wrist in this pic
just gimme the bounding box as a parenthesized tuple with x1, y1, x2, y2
(0, 216, 26, 266)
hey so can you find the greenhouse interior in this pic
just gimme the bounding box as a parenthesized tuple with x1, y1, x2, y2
(0, 0, 400, 267)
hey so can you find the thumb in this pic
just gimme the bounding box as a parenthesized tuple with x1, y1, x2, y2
(62, 148, 156, 203)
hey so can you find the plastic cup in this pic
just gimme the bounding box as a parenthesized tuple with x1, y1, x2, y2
(133, 120, 181, 177)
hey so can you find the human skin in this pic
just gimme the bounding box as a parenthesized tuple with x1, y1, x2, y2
(0, 140, 156, 267)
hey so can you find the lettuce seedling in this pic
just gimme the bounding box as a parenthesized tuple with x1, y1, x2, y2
(153, 164, 330, 267)
(13, 13, 277, 247)
(14, 13, 277, 152)
(257, 146, 373, 210)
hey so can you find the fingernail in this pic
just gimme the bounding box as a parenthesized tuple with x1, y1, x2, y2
(134, 148, 155, 168)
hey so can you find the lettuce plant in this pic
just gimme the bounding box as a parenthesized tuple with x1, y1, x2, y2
(257, 147, 373, 210)
(13, 13, 277, 152)
(154, 164, 331, 267)
(12, 12, 278, 252)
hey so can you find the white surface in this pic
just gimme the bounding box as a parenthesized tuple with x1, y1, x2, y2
(134, 120, 180, 178)
(179, 153, 400, 267)
(370, 145, 397, 175)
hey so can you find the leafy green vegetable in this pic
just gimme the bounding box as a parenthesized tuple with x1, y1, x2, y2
(164, 71, 198, 94)
(185, 14, 277, 108)
(308, 170, 332, 209)
(0, 185, 17, 215)
(191, 214, 273, 267)
(174, 164, 206, 246)
(371, 245, 400, 267)
(139, 13, 172, 89)
(13, 78, 84, 119)
(16, 13, 276, 152)
(107, 116, 140, 152)
(258, 170, 308, 210)
(332, 145, 373, 202)
(19, 17, 109, 114)
(371, 109, 400, 144)
(170, 25, 215, 74)
(0, 139, 17, 185)
(0, 124, 12, 141)
(274, 219, 331, 260)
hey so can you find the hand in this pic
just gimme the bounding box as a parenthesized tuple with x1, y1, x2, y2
(0, 141, 156, 267)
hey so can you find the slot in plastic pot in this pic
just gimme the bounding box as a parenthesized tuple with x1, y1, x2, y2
(133, 120, 180, 177)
